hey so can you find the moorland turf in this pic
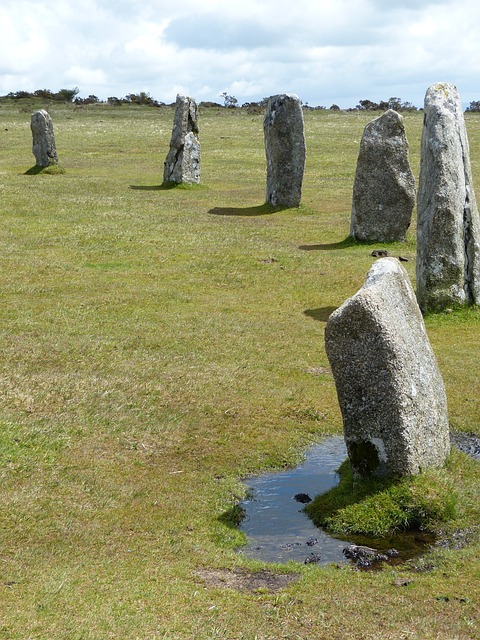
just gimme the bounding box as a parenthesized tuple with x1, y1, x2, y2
(0, 99, 478, 639)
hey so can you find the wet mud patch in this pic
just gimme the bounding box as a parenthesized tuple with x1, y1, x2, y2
(435, 526, 480, 550)
(450, 432, 480, 460)
(195, 568, 299, 592)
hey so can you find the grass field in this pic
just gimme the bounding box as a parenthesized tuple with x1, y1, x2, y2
(0, 99, 479, 639)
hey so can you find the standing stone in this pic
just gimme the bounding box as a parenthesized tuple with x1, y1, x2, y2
(264, 94, 306, 208)
(163, 95, 200, 184)
(325, 258, 450, 478)
(417, 82, 480, 312)
(350, 109, 415, 242)
(30, 109, 58, 167)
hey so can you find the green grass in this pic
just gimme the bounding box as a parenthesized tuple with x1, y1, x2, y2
(306, 455, 463, 537)
(0, 99, 479, 639)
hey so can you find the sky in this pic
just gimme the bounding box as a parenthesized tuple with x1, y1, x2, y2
(1, 0, 480, 109)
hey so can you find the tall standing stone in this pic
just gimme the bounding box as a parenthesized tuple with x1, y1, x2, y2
(163, 95, 200, 184)
(264, 94, 306, 208)
(325, 258, 450, 478)
(417, 82, 480, 312)
(30, 109, 58, 167)
(350, 109, 415, 242)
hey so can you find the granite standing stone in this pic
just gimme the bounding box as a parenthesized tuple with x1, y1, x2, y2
(163, 95, 200, 184)
(350, 109, 415, 242)
(30, 109, 58, 167)
(325, 258, 450, 478)
(416, 82, 480, 312)
(264, 94, 306, 208)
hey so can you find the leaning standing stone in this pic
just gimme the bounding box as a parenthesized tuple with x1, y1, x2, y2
(416, 82, 480, 312)
(264, 94, 306, 208)
(350, 109, 415, 242)
(31, 109, 58, 167)
(163, 94, 200, 184)
(325, 258, 450, 478)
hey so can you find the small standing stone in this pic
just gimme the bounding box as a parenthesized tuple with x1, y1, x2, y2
(30, 109, 58, 167)
(163, 95, 200, 184)
(350, 109, 415, 242)
(264, 94, 306, 208)
(325, 258, 450, 478)
(416, 82, 480, 312)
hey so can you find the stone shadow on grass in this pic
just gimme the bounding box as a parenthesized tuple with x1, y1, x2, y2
(24, 165, 65, 175)
(209, 204, 285, 217)
(130, 184, 167, 191)
(130, 182, 193, 191)
(299, 236, 356, 251)
(25, 165, 44, 175)
(304, 307, 338, 322)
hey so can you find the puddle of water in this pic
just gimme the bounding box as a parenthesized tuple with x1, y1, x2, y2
(238, 436, 434, 566)
(239, 437, 351, 564)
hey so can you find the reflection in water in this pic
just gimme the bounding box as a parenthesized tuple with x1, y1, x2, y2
(239, 438, 350, 564)
(238, 437, 434, 566)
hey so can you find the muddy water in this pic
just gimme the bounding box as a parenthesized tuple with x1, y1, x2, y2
(238, 437, 434, 566)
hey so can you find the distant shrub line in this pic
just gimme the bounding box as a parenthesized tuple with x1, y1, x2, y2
(3, 87, 480, 112)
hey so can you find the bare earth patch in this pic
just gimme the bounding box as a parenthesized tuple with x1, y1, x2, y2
(304, 366, 331, 376)
(195, 568, 300, 592)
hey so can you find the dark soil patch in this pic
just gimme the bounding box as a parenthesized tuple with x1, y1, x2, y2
(195, 568, 300, 592)
(450, 432, 480, 460)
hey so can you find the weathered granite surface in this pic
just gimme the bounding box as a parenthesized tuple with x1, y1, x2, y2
(264, 94, 305, 208)
(163, 95, 200, 184)
(325, 258, 450, 478)
(416, 82, 480, 312)
(31, 109, 58, 167)
(351, 109, 415, 242)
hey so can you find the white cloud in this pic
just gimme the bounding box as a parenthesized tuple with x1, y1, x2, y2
(64, 66, 108, 88)
(0, 0, 480, 108)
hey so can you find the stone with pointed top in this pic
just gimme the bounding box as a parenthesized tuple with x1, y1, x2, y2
(350, 109, 415, 242)
(163, 95, 200, 184)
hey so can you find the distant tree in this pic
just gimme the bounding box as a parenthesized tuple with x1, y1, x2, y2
(387, 97, 402, 110)
(55, 87, 80, 102)
(398, 101, 417, 112)
(6, 90, 33, 99)
(329, 104, 341, 110)
(75, 94, 101, 105)
(356, 99, 380, 111)
(199, 101, 222, 108)
(136, 91, 155, 106)
(241, 101, 264, 114)
(357, 97, 417, 112)
(381, 97, 417, 112)
(122, 91, 161, 107)
(107, 96, 123, 106)
(220, 92, 238, 108)
(34, 89, 54, 100)
(466, 101, 480, 112)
